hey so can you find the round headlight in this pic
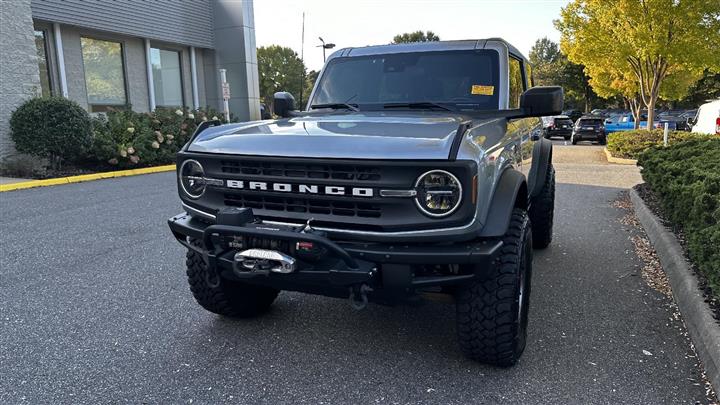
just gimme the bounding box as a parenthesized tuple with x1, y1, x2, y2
(179, 159, 206, 199)
(414, 170, 462, 217)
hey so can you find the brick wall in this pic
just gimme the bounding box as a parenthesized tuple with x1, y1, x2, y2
(0, 0, 41, 158)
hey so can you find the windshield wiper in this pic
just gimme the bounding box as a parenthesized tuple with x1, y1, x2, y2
(382, 102, 456, 112)
(310, 103, 360, 112)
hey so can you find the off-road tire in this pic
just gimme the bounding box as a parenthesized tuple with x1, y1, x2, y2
(529, 164, 555, 249)
(186, 239, 279, 318)
(571, 137, 578, 145)
(455, 208, 533, 367)
(598, 136, 607, 145)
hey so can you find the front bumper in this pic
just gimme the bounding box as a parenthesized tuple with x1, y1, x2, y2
(573, 130, 605, 140)
(168, 211, 502, 302)
(546, 128, 572, 137)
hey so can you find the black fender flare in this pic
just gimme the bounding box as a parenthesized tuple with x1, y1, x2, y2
(529, 138, 553, 198)
(478, 168, 528, 238)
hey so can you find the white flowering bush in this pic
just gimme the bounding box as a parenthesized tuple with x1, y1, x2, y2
(89, 106, 230, 169)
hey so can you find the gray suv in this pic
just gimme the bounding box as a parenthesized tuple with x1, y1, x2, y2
(169, 39, 562, 366)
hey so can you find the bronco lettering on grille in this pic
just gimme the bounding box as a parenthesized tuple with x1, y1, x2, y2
(225, 180, 374, 197)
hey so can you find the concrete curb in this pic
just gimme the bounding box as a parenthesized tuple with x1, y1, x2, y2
(0, 164, 176, 192)
(604, 147, 638, 165)
(630, 188, 720, 393)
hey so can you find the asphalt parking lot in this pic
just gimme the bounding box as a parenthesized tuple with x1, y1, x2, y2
(0, 142, 710, 404)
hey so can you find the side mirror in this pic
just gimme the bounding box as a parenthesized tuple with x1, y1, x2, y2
(273, 92, 296, 118)
(519, 86, 563, 117)
(686, 117, 696, 126)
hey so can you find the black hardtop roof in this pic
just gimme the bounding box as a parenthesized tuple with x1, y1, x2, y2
(330, 38, 529, 64)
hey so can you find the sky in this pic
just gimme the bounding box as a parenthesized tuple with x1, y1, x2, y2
(253, 0, 571, 71)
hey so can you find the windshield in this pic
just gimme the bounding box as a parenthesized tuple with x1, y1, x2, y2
(311, 50, 500, 111)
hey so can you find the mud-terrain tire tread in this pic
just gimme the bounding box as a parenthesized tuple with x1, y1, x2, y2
(186, 240, 279, 318)
(456, 208, 532, 367)
(529, 164, 555, 249)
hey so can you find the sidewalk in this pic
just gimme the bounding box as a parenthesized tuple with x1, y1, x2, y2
(0, 177, 29, 185)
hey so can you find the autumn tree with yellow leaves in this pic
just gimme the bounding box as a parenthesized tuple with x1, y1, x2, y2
(556, 0, 720, 127)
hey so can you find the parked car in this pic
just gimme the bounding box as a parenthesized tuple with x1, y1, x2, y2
(690, 99, 720, 135)
(168, 39, 562, 367)
(572, 116, 606, 144)
(604, 113, 649, 133)
(677, 110, 697, 131)
(542, 115, 573, 140)
(653, 117, 679, 131)
(563, 109, 583, 122)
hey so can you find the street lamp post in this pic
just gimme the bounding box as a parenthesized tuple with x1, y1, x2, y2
(317, 37, 335, 62)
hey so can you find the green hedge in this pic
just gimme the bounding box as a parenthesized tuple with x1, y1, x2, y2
(638, 139, 720, 300)
(607, 130, 718, 160)
(9, 97, 92, 167)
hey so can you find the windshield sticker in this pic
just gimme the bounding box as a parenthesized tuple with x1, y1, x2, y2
(471, 85, 494, 96)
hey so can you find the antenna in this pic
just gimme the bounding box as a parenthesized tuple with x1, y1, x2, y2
(300, 11, 305, 109)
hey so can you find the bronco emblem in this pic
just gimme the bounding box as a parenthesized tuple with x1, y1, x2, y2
(225, 180, 374, 197)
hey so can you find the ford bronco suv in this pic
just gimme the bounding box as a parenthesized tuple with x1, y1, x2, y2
(168, 39, 562, 366)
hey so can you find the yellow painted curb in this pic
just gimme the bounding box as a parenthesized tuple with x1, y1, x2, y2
(0, 164, 176, 192)
(604, 147, 638, 165)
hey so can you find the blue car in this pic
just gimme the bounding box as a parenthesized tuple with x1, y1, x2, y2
(604, 113, 677, 133)
(604, 114, 649, 133)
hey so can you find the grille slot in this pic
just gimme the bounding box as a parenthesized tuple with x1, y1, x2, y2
(221, 160, 381, 182)
(224, 193, 382, 218)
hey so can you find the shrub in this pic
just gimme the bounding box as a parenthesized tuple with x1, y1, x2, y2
(9, 97, 92, 167)
(607, 130, 718, 160)
(86, 106, 228, 169)
(638, 139, 720, 300)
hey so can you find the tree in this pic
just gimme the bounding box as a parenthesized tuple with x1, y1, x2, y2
(556, 0, 720, 128)
(588, 67, 643, 127)
(303, 70, 320, 104)
(257, 45, 307, 108)
(392, 30, 440, 44)
(529, 37, 602, 111)
(675, 71, 720, 108)
(529, 37, 560, 66)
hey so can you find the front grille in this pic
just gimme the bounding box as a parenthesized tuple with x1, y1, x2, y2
(183, 154, 477, 233)
(221, 160, 381, 182)
(224, 193, 382, 218)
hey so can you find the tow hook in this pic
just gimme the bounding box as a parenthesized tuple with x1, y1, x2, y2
(205, 260, 221, 288)
(349, 284, 372, 310)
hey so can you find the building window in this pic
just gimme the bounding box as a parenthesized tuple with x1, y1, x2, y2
(508, 56, 524, 109)
(34, 30, 52, 97)
(80, 37, 127, 112)
(150, 48, 183, 107)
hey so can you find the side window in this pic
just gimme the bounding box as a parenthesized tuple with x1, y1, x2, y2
(508, 57, 524, 109)
(524, 62, 533, 88)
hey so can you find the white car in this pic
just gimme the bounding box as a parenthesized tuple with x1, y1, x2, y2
(690, 99, 720, 135)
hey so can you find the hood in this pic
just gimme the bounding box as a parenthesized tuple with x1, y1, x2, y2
(187, 112, 480, 160)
